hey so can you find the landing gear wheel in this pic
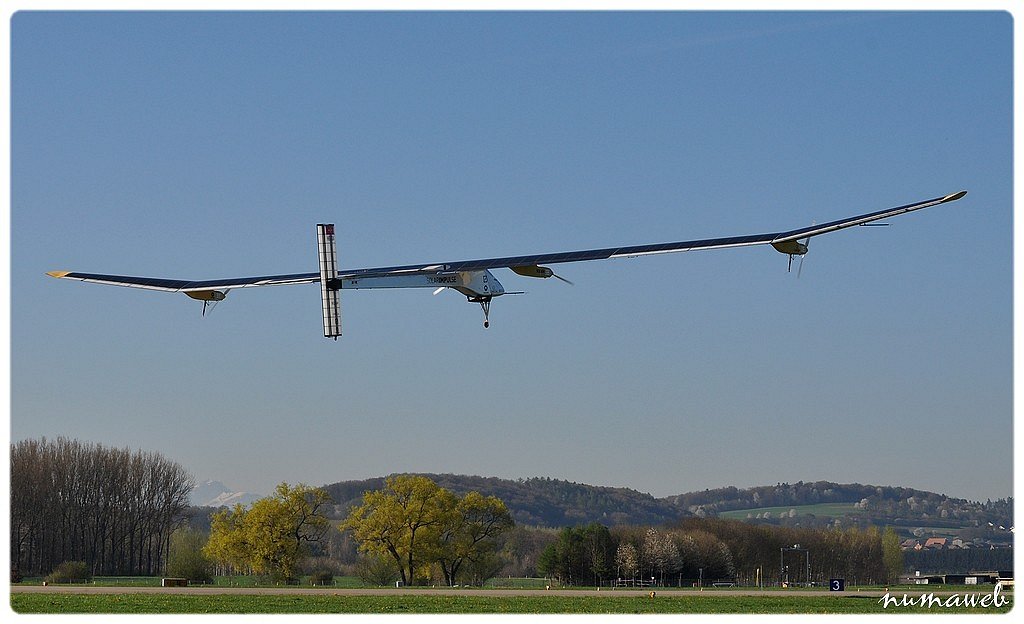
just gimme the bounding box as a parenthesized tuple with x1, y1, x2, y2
(472, 296, 493, 329)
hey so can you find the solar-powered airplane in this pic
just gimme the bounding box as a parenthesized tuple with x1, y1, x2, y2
(48, 191, 966, 339)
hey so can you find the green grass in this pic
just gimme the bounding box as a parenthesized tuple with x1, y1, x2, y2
(18, 576, 163, 587)
(204, 575, 367, 588)
(10, 593, 1013, 614)
(16, 575, 366, 588)
(719, 503, 860, 520)
(483, 577, 551, 589)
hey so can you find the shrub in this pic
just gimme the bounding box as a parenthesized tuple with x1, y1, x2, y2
(166, 528, 214, 583)
(309, 569, 334, 586)
(45, 561, 91, 584)
(356, 554, 399, 586)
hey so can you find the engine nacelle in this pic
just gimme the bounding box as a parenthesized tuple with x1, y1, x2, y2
(511, 265, 554, 279)
(185, 289, 226, 302)
(771, 240, 808, 256)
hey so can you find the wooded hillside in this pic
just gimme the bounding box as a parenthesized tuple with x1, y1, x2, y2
(323, 474, 681, 526)
(321, 474, 1013, 533)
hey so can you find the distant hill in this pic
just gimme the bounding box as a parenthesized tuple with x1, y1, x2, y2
(667, 481, 1012, 532)
(321, 474, 1013, 533)
(322, 474, 681, 526)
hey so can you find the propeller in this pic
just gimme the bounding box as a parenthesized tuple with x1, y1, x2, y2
(796, 237, 809, 279)
(795, 222, 813, 279)
(552, 272, 574, 286)
(201, 300, 221, 316)
(189, 289, 226, 316)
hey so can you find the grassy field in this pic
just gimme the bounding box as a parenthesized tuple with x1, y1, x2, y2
(483, 577, 550, 589)
(718, 503, 859, 520)
(16, 575, 367, 588)
(10, 592, 1013, 614)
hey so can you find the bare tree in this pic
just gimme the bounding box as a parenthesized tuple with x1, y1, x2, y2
(10, 437, 194, 576)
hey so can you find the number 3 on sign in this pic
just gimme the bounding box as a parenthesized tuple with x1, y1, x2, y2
(830, 579, 845, 591)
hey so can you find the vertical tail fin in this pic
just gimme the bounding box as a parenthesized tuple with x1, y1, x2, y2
(317, 224, 342, 339)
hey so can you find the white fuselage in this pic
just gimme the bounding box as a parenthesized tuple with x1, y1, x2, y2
(339, 269, 505, 299)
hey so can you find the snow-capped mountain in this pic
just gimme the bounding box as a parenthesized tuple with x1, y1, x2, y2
(190, 480, 263, 508)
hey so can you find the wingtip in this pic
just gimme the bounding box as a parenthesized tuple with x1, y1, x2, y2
(943, 190, 968, 203)
(47, 270, 71, 278)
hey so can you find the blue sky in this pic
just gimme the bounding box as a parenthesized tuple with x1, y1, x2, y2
(10, 11, 1013, 501)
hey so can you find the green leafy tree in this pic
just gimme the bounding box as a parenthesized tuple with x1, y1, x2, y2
(344, 476, 514, 587)
(203, 483, 332, 581)
(881, 526, 903, 584)
(537, 543, 561, 582)
(555, 527, 586, 584)
(578, 523, 615, 586)
(342, 475, 451, 586)
(204, 503, 251, 574)
(536, 523, 614, 586)
(436, 491, 514, 586)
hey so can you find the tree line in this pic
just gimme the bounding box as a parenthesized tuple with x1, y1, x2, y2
(669, 517, 901, 587)
(11, 446, 977, 587)
(198, 476, 907, 588)
(534, 518, 904, 587)
(193, 475, 516, 586)
(10, 437, 193, 577)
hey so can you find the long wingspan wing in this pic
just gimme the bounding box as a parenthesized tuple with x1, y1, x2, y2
(47, 191, 966, 291)
(769, 190, 966, 245)
(45, 270, 321, 293)
(338, 190, 966, 277)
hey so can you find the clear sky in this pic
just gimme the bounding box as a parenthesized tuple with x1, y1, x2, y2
(10, 10, 1013, 502)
